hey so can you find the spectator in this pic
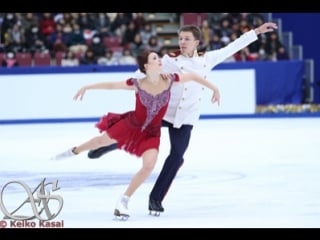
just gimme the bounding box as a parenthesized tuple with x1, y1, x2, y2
(6, 23, 26, 53)
(79, 49, 97, 65)
(77, 13, 96, 31)
(61, 49, 79, 67)
(1, 13, 19, 44)
(48, 23, 69, 57)
(139, 22, 156, 45)
(93, 13, 111, 38)
(118, 48, 136, 65)
(133, 13, 147, 31)
(90, 34, 107, 59)
(256, 38, 268, 61)
(59, 13, 74, 27)
(199, 18, 213, 51)
(121, 21, 138, 48)
(2, 51, 19, 68)
(206, 13, 225, 31)
(234, 47, 258, 62)
(97, 49, 119, 66)
(208, 33, 222, 51)
(128, 32, 146, 57)
(77, 13, 97, 44)
(39, 13, 56, 37)
(239, 19, 260, 54)
(69, 23, 87, 55)
(276, 45, 290, 61)
(110, 13, 133, 37)
(265, 32, 283, 61)
(145, 35, 163, 54)
(61, 22, 73, 36)
(217, 16, 233, 39)
(245, 13, 265, 28)
(24, 24, 49, 56)
(159, 46, 169, 58)
(20, 13, 39, 36)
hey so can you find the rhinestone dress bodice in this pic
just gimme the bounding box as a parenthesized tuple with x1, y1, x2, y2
(132, 78, 174, 131)
(95, 74, 179, 157)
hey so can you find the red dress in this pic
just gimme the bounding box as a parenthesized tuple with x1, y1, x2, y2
(95, 73, 179, 157)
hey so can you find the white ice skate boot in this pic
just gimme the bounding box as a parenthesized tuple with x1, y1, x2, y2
(114, 195, 130, 220)
(50, 147, 76, 160)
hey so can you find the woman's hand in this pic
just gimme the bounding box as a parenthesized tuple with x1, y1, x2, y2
(73, 87, 87, 101)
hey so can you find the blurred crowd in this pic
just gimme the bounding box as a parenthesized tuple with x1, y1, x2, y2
(197, 13, 289, 62)
(0, 13, 289, 68)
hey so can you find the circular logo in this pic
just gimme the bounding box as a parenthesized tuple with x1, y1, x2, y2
(0, 220, 7, 228)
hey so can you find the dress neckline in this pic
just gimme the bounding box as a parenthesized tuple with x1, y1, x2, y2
(138, 87, 170, 98)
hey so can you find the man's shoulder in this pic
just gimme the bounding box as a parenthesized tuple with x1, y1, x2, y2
(167, 50, 181, 58)
(166, 50, 206, 58)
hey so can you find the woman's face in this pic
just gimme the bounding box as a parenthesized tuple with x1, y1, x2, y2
(146, 52, 162, 72)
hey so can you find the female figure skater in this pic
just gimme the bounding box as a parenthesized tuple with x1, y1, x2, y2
(51, 50, 220, 219)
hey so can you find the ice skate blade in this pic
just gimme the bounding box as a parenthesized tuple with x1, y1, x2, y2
(149, 210, 161, 217)
(114, 209, 130, 221)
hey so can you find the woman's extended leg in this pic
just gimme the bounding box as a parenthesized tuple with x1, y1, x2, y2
(51, 133, 116, 160)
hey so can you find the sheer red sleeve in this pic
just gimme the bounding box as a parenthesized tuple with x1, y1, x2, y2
(126, 78, 134, 86)
(172, 73, 180, 82)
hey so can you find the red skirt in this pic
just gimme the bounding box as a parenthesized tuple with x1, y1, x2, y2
(95, 112, 161, 157)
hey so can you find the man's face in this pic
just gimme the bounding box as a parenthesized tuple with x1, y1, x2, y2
(178, 31, 199, 57)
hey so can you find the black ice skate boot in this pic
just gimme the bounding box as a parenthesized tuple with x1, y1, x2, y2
(87, 143, 118, 159)
(148, 198, 164, 216)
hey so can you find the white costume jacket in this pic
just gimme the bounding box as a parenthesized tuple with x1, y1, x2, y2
(136, 29, 258, 128)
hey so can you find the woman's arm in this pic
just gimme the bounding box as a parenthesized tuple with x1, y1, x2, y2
(73, 80, 134, 101)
